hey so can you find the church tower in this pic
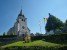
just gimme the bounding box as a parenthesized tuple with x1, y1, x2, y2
(7, 9, 30, 37)
(14, 9, 30, 36)
(7, 0, 30, 37)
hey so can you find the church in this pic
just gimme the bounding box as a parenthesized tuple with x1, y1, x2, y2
(7, 9, 30, 37)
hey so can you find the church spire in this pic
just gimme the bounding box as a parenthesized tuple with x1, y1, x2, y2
(18, 9, 23, 16)
(20, 9, 22, 15)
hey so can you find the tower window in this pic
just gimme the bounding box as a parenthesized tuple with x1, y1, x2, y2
(22, 26, 25, 29)
(22, 19, 23, 21)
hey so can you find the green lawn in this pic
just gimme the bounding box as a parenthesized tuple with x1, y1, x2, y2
(1, 40, 64, 48)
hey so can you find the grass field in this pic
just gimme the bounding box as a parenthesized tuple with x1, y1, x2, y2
(1, 40, 65, 48)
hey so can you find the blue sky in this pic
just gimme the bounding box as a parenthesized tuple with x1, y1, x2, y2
(0, 0, 67, 35)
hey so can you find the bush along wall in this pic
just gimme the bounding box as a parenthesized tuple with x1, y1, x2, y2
(0, 35, 18, 44)
(31, 34, 67, 44)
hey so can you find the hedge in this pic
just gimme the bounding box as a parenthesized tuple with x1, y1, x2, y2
(31, 34, 67, 44)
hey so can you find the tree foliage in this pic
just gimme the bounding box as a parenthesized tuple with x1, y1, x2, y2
(45, 13, 64, 32)
(62, 20, 67, 33)
(11, 32, 15, 36)
(3, 32, 6, 36)
(35, 32, 43, 36)
(30, 33, 34, 36)
(65, 20, 67, 27)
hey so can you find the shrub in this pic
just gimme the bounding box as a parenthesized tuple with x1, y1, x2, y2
(24, 36, 31, 43)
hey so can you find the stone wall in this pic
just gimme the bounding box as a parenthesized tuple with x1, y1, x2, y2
(0, 35, 18, 44)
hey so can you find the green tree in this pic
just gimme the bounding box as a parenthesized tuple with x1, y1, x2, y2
(45, 13, 64, 32)
(3, 32, 6, 36)
(30, 33, 34, 36)
(35, 32, 43, 36)
(62, 20, 67, 33)
(65, 20, 67, 27)
(11, 32, 15, 36)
